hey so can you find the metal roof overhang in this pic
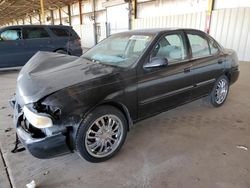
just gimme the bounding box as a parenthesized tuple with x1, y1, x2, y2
(0, 0, 78, 26)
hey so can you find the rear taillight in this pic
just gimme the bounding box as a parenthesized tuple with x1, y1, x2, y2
(76, 38, 81, 47)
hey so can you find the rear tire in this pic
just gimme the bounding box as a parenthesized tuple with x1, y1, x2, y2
(55, 49, 68, 54)
(76, 106, 127, 163)
(209, 75, 229, 107)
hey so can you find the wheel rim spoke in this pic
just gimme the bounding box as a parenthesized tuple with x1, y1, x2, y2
(95, 121, 102, 129)
(85, 114, 124, 158)
(215, 79, 228, 104)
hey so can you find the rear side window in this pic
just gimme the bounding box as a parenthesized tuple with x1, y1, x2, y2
(187, 33, 210, 58)
(23, 27, 49, 39)
(50, 28, 72, 37)
(0, 29, 22, 41)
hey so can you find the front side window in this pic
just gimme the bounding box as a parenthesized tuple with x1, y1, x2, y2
(0, 29, 22, 41)
(151, 34, 187, 63)
(82, 34, 153, 68)
(23, 27, 49, 39)
(187, 33, 210, 58)
(209, 39, 219, 55)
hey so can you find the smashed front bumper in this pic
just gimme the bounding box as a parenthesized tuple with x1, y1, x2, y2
(11, 99, 71, 159)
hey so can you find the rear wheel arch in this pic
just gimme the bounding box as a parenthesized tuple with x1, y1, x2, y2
(54, 48, 71, 55)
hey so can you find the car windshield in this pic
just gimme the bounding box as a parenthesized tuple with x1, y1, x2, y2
(82, 33, 154, 68)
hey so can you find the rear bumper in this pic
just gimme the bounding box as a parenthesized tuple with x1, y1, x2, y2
(71, 48, 83, 56)
(12, 100, 71, 159)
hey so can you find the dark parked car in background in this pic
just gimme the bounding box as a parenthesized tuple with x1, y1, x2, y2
(0, 25, 82, 69)
(11, 28, 239, 162)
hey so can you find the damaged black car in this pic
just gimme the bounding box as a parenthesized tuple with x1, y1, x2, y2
(11, 28, 239, 162)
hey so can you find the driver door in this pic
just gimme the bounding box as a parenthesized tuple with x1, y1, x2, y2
(137, 31, 194, 118)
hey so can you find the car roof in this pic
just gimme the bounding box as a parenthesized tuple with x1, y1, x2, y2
(0, 25, 72, 30)
(114, 28, 204, 35)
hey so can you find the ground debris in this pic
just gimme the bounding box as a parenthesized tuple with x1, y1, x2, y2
(7, 114, 13, 118)
(26, 180, 36, 188)
(236, 145, 248, 151)
(1, 106, 6, 109)
(43, 171, 49, 175)
(4, 128, 12, 132)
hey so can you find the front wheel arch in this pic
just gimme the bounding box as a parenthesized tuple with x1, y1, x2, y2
(84, 102, 133, 132)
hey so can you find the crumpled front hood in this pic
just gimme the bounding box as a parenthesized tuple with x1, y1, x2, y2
(16, 51, 116, 106)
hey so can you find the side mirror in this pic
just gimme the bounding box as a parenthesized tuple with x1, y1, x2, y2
(144, 57, 168, 69)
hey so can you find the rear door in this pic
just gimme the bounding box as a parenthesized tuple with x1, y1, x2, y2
(49, 27, 72, 53)
(49, 27, 82, 56)
(185, 30, 225, 99)
(22, 26, 53, 63)
(137, 31, 194, 118)
(0, 27, 26, 68)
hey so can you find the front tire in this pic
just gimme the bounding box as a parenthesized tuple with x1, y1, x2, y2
(209, 75, 229, 107)
(76, 106, 127, 162)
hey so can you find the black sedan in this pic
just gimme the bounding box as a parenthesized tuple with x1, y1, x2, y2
(11, 28, 239, 162)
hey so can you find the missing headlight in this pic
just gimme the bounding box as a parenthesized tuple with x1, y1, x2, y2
(33, 102, 61, 119)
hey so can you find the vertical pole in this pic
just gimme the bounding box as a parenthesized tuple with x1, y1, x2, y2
(79, 0, 83, 25)
(22, 18, 25, 24)
(40, 0, 45, 24)
(93, 0, 97, 44)
(39, 14, 42, 24)
(205, 0, 214, 33)
(131, 0, 137, 30)
(68, 4, 72, 26)
(128, 0, 132, 30)
(133, 0, 137, 19)
(59, 8, 62, 25)
(50, 10, 54, 25)
(29, 16, 32, 24)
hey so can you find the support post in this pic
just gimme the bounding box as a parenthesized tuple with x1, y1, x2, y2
(50, 10, 54, 25)
(130, 0, 137, 30)
(79, 0, 83, 25)
(128, 0, 132, 30)
(68, 4, 72, 26)
(205, 0, 214, 33)
(93, 0, 97, 44)
(29, 16, 32, 24)
(40, 0, 45, 24)
(39, 14, 42, 24)
(59, 8, 62, 25)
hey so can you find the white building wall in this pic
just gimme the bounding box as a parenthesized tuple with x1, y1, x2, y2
(106, 3, 129, 34)
(69, 0, 107, 48)
(214, 0, 250, 9)
(210, 7, 250, 61)
(134, 12, 206, 31)
(137, 0, 208, 18)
